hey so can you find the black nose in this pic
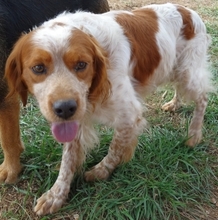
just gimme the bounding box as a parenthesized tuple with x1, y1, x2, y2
(53, 100, 77, 119)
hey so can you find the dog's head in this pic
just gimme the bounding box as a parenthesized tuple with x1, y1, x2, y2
(5, 22, 111, 142)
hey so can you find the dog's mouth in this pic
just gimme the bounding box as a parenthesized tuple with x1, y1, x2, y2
(51, 121, 79, 143)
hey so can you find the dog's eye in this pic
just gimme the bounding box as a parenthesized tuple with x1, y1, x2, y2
(74, 62, 87, 72)
(32, 64, 46, 74)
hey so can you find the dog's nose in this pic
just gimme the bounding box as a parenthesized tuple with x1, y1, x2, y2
(53, 100, 77, 119)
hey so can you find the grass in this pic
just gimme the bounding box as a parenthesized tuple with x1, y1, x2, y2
(1, 4, 218, 220)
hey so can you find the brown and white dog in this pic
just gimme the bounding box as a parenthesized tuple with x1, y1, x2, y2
(5, 3, 213, 215)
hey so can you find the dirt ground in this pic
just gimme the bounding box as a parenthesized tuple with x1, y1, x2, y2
(108, 0, 216, 10)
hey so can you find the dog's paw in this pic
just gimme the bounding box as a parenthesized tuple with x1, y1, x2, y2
(84, 164, 111, 182)
(186, 129, 202, 147)
(0, 162, 22, 183)
(34, 190, 66, 215)
(162, 100, 178, 112)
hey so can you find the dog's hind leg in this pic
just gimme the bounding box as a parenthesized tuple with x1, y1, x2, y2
(163, 75, 209, 147)
(173, 35, 213, 147)
(186, 93, 208, 147)
(171, 65, 211, 147)
(0, 93, 23, 183)
(162, 89, 182, 112)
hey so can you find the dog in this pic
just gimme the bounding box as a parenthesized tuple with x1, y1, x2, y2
(5, 3, 213, 215)
(0, 0, 109, 184)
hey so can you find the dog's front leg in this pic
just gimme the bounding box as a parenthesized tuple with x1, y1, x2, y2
(34, 140, 84, 215)
(85, 116, 145, 182)
(0, 93, 24, 183)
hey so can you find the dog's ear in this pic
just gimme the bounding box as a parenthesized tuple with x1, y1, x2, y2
(88, 38, 111, 105)
(5, 34, 29, 106)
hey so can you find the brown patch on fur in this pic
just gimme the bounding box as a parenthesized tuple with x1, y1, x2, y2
(22, 49, 53, 87)
(5, 33, 30, 105)
(65, 29, 111, 104)
(177, 6, 195, 40)
(5, 32, 54, 105)
(115, 8, 161, 86)
(0, 93, 23, 183)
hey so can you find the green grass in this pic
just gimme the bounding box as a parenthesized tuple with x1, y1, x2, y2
(1, 5, 218, 220)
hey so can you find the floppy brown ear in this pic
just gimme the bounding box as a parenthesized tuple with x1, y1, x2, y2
(5, 34, 29, 106)
(88, 38, 111, 105)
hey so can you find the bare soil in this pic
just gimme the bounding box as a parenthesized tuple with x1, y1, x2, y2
(109, 0, 216, 10)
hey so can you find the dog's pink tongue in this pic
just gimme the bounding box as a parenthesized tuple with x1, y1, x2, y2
(51, 121, 78, 143)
